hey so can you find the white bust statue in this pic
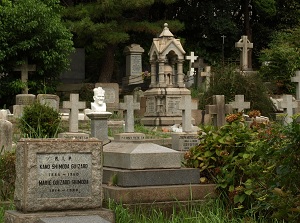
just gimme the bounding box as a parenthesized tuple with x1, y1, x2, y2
(91, 87, 106, 112)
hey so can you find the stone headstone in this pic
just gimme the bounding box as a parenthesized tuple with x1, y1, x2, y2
(13, 58, 36, 94)
(63, 94, 86, 132)
(178, 95, 196, 132)
(95, 83, 119, 110)
(60, 48, 85, 84)
(229, 95, 250, 112)
(0, 119, 13, 152)
(123, 44, 144, 86)
(37, 94, 60, 111)
(235, 35, 253, 71)
(206, 95, 233, 127)
(185, 52, 198, 88)
(291, 70, 300, 100)
(278, 94, 298, 124)
(172, 132, 199, 151)
(103, 142, 181, 169)
(200, 66, 211, 91)
(13, 94, 36, 118)
(0, 109, 8, 120)
(119, 95, 140, 133)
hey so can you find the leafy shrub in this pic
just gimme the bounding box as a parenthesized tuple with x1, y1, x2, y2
(0, 149, 15, 201)
(18, 102, 61, 138)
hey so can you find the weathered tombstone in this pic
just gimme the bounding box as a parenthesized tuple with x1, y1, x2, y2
(200, 66, 211, 91)
(13, 58, 36, 94)
(95, 83, 119, 111)
(37, 94, 60, 111)
(114, 95, 145, 141)
(60, 48, 85, 84)
(13, 94, 36, 118)
(235, 35, 253, 71)
(0, 113, 12, 152)
(291, 70, 300, 100)
(122, 44, 144, 86)
(185, 52, 198, 88)
(229, 95, 251, 112)
(206, 95, 233, 127)
(58, 94, 89, 140)
(278, 94, 298, 124)
(4, 138, 114, 223)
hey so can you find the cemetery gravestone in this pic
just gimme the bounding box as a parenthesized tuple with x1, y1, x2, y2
(14, 58, 36, 94)
(229, 95, 250, 112)
(5, 138, 114, 223)
(235, 35, 253, 71)
(200, 66, 211, 91)
(0, 113, 12, 152)
(95, 83, 119, 111)
(278, 94, 298, 124)
(185, 52, 198, 87)
(13, 94, 36, 118)
(37, 94, 60, 111)
(206, 95, 233, 127)
(291, 70, 300, 100)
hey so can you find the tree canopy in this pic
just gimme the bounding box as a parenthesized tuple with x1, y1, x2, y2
(0, 0, 73, 104)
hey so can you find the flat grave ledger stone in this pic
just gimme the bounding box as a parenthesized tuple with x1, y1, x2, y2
(14, 138, 103, 212)
(37, 94, 60, 111)
(95, 83, 119, 110)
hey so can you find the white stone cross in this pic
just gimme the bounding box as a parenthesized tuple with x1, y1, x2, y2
(14, 58, 36, 94)
(63, 94, 86, 132)
(200, 66, 211, 90)
(229, 95, 250, 112)
(119, 95, 140, 133)
(206, 95, 233, 127)
(186, 52, 198, 77)
(278, 94, 298, 124)
(178, 95, 197, 132)
(235, 36, 253, 70)
(291, 70, 300, 100)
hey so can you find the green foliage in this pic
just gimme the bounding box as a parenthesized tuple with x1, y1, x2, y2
(184, 113, 300, 222)
(0, 149, 15, 201)
(199, 65, 275, 116)
(0, 0, 74, 106)
(259, 27, 300, 94)
(18, 102, 62, 138)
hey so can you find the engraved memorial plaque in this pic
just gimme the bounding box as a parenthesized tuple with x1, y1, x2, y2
(37, 153, 92, 198)
(179, 135, 199, 151)
(104, 88, 116, 104)
(145, 97, 156, 116)
(166, 97, 182, 116)
(131, 55, 142, 75)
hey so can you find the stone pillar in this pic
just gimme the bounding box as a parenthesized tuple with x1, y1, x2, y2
(87, 112, 112, 144)
(158, 59, 166, 87)
(150, 60, 157, 87)
(177, 59, 185, 87)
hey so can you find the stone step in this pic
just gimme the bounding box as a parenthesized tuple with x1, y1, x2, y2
(103, 142, 181, 169)
(103, 167, 200, 187)
(103, 184, 216, 204)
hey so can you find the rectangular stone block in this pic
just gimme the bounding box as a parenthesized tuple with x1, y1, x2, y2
(114, 133, 145, 141)
(172, 133, 199, 151)
(14, 138, 103, 212)
(103, 142, 181, 169)
(38, 215, 110, 223)
(103, 167, 199, 187)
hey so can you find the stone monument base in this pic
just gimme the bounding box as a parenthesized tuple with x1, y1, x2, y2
(58, 132, 89, 140)
(171, 132, 199, 151)
(4, 209, 115, 223)
(114, 132, 145, 141)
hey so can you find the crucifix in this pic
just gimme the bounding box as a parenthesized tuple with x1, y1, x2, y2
(235, 36, 253, 71)
(14, 58, 36, 94)
(119, 95, 140, 133)
(185, 52, 198, 77)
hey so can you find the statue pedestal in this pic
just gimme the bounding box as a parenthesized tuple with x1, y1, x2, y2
(87, 112, 112, 144)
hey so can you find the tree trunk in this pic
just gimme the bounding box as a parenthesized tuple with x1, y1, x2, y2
(98, 44, 117, 83)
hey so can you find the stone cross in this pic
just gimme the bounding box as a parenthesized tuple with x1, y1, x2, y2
(206, 95, 233, 127)
(119, 95, 140, 133)
(186, 52, 198, 77)
(63, 94, 86, 132)
(229, 95, 250, 112)
(278, 94, 298, 124)
(235, 36, 253, 70)
(178, 95, 197, 132)
(200, 66, 211, 90)
(14, 58, 36, 94)
(291, 70, 300, 100)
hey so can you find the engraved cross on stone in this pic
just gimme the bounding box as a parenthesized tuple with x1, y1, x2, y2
(14, 58, 36, 94)
(206, 95, 232, 127)
(63, 94, 86, 132)
(119, 95, 140, 133)
(291, 70, 300, 100)
(235, 36, 253, 70)
(278, 94, 298, 124)
(229, 95, 250, 112)
(178, 95, 197, 132)
(200, 66, 211, 90)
